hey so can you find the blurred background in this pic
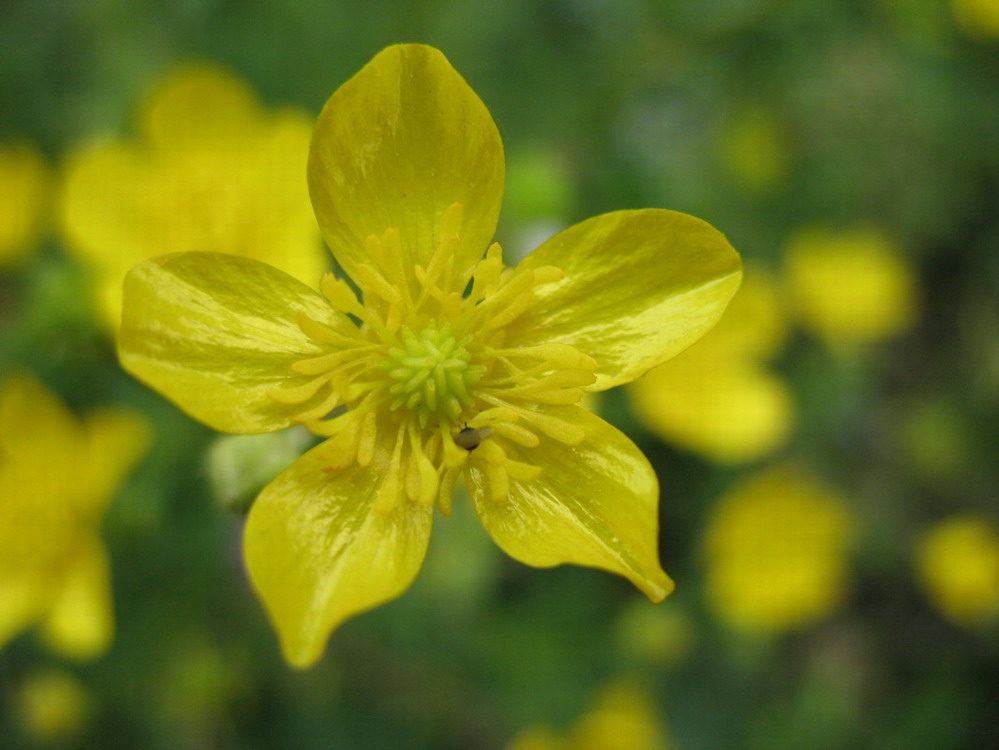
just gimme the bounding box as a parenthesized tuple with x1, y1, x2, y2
(2, 0, 998, 748)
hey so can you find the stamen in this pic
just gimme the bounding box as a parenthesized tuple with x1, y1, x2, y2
(320, 273, 366, 318)
(356, 410, 378, 467)
(468, 244, 504, 304)
(485, 463, 509, 502)
(292, 347, 378, 376)
(490, 343, 599, 372)
(296, 311, 358, 346)
(439, 423, 468, 468)
(355, 263, 404, 306)
(267, 373, 333, 404)
(479, 394, 586, 446)
(374, 423, 407, 515)
(293, 388, 342, 423)
(405, 422, 439, 506)
(437, 467, 460, 517)
(491, 421, 540, 447)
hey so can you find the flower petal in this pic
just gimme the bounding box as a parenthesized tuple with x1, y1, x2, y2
(629, 357, 793, 464)
(0, 374, 83, 465)
(80, 409, 152, 513)
(513, 209, 742, 390)
(466, 405, 673, 601)
(118, 252, 336, 434)
(60, 107, 327, 330)
(0, 140, 50, 267)
(308, 44, 504, 282)
(244, 433, 434, 667)
(40, 537, 114, 660)
(138, 63, 262, 150)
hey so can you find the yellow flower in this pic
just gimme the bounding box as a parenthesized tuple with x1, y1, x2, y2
(704, 465, 853, 632)
(629, 269, 793, 463)
(0, 140, 50, 267)
(784, 225, 918, 346)
(506, 679, 672, 750)
(118, 44, 741, 667)
(918, 515, 999, 627)
(58, 63, 327, 328)
(0, 374, 150, 659)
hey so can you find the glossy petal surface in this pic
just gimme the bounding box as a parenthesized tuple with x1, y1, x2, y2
(244, 434, 434, 667)
(119, 252, 337, 434)
(513, 209, 742, 390)
(467, 406, 673, 601)
(309, 44, 504, 282)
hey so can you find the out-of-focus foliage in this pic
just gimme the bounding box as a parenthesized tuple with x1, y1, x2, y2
(2, 0, 997, 748)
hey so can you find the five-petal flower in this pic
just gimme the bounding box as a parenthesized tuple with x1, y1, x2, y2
(118, 44, 741, 667)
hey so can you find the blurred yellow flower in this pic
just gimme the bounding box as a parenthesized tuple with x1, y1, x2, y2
(59, 62, 327, 328)
(704, 465, 853, 632)
(0, 140, 50, 267)
(0, 374, 150, 659)
(717, 105, 793, 194)
(784, 226, 917, 346)
(17, 669, 91, 743)
(629, 270, 793, 463)
(506, 679, 672, 750)
(918, 515, 999, 627)
(117, 44, 741, 667)
(952, 0, 999, 38)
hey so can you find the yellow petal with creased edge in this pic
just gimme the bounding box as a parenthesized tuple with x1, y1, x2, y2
(630, 358, 793, 464)
(118, 252, 337, 434)
(244, 432, 435, 668)
(512, 209, 742, 391)
(466, 405, 673, 601)
(41, 537, 113, 660)
(308, 44, 504, 284)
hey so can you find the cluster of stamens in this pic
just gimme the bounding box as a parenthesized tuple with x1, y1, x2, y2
(383, 325, 483, 424)
(267, 202, 598, 515)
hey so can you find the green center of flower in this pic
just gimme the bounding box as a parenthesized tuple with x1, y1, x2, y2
(384, 324, 484, 424)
